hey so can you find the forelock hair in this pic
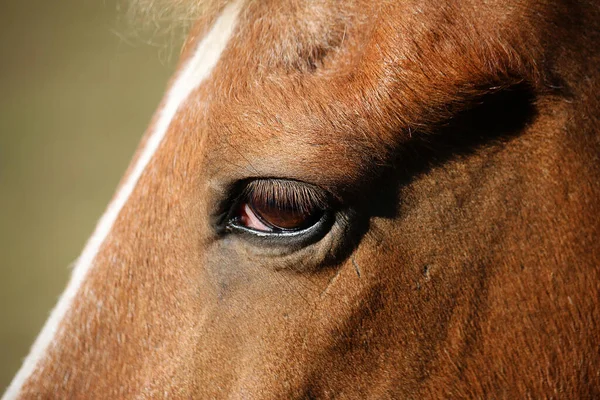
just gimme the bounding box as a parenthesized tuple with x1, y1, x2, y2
(125, 0, 228, 34)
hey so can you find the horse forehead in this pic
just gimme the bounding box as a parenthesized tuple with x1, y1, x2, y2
(158, 2, 372, 183)
(172, 0, 541, 183)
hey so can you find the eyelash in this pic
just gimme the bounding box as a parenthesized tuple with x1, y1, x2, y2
(241, 179, 327, 219)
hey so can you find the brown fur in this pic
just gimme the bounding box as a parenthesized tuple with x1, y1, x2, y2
(15, 0, 600, 398)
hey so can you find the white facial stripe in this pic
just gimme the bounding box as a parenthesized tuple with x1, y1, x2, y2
(3, 2, 242, 398)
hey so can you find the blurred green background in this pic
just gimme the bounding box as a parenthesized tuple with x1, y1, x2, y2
(0, 0, 180, 391)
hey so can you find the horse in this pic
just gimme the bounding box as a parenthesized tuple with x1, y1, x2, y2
(4, 0, 600, 398)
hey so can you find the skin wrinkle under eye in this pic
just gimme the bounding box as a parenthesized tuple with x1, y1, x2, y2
(2, 1, 243, 398)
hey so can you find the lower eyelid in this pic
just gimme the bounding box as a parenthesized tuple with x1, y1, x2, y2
(227, 209, 335, 251)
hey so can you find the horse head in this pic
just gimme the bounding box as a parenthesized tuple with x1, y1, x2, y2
(6, 0, 600, 397)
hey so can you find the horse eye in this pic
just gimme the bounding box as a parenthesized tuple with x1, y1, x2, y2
(231, 180, 327, 233)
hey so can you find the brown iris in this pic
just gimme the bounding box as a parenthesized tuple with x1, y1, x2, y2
(236, 180, 327, 232)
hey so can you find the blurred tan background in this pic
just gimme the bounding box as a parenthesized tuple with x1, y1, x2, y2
(0, 0, 181, 391)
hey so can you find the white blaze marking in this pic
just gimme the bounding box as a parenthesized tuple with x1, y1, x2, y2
(3, 1, 242, 397)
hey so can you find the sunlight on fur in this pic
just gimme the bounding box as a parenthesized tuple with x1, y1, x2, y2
(117, 0, 230, 63)
(125, 0, 227, 32)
